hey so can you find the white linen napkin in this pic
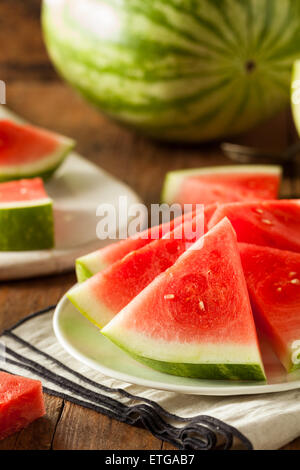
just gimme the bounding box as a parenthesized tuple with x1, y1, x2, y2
(1, 306, 300, 450)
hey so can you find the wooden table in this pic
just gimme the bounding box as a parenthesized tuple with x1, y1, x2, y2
(0, 0, 299, 450)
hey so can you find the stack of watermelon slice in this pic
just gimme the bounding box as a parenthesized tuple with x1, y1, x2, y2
(0, 110, 74, 251)
(69, 164, 300, 381)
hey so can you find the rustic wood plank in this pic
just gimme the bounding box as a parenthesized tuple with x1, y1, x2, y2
(281, 437, 300, 451)
(162, 441, 177, 450)
(0, 272, 75, 332)
(52, 401, 162, 450)
(0, 394, 63, 450)
(0, 0, 49, 68)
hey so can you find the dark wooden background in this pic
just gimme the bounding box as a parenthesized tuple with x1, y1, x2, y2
(0, 0, 299, 450)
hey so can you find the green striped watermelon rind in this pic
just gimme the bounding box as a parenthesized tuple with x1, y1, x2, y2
(0, 200, 54, 251)
(101, 333, 266, 381)
(42, 0, 300, 142)
(161, 165, 282, 204)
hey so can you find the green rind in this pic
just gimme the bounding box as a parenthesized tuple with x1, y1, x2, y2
(161, 171, 177, 205)
(289, 363, 300, 374)
(0, 202, 54, 251)
(42, 0, 300, 142)
(291, 60, 300, 137)
(102, 333, 266, 381)
(75, 260, 93, 283)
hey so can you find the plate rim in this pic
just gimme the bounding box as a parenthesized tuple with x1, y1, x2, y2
(53, 292, 300, 397)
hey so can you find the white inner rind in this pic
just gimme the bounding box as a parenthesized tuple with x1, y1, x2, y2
(77, 251, 109, 277)
(163, 165, 282, 204)
(102, 322, 263, 365)
(0, 198, 52, 209)
(68, 282, 114, 328)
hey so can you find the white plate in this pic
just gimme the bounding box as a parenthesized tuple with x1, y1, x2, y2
(0, 153, 143, 280)
(54, 293, 300, 396)
(0, 106, 143, 280)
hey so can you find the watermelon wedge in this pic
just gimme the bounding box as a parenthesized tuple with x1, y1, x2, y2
(239, 244, 300, 373)
(75, 209, 202, 282)
(0, 372, 45, 440)
(162, 165, 281, 206)
(209, 200, 300, 253)
(0, 118, 74, 181)
(102, 218, 265, 381)
(69, 213, 205, 328)
(0, 178, 54, 251)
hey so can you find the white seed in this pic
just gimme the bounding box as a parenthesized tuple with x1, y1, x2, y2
(199, 300, 205, 311)
(261, 219, 272, 225)
(290, 279, 300, 285)
(164, 294, 175, 300)
(277, 287, 282, 292)
(255, 208, 264, 214)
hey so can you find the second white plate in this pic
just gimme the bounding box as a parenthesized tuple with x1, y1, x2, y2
(0, 153, 143, 280)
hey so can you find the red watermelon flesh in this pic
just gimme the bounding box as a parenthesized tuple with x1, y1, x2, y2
(0, 178, 48, 203)
(209, 200, 300, 253)
(68, 212, 205, 328)
(75, 208, 201, 282)
(0, 372, 45, 440)
(0, 119, 74, 181)
(239, 243, 300, 372)
(162, 166, 281, 206)
(102, 218, 265, 381)
(0, 120, 58, 164)
(204, 202, 218, 225)
(177, 176, 278, 205)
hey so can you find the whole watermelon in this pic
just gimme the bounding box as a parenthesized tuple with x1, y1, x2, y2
(42, 0, 300, 142)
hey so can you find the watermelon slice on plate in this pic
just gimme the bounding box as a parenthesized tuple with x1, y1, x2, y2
(75, 209, 205, 282)
(69, 212, 205, 327)
(0, 118, 74, 181)
(0, 178, 54, 251)
(102, 218, 265, 381)
(162, 165, 281, 206)
(239, 243, 300, 373)
(209, 200, 300, 253)
(0, 371, 45, 440)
